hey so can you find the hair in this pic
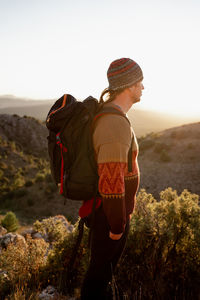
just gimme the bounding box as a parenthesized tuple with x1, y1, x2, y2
(99, 87, 126, 104)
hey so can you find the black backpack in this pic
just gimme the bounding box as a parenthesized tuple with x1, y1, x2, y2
(46, 94, 131, 201)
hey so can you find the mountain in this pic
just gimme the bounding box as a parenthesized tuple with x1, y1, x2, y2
(127, 108, 197, 137)
(0, 95, 55, 122)
(138, 122, 200, 198)
(0, 113, 199, 225)
(0, 95, 54, 108)
(0, 95, 198, 137)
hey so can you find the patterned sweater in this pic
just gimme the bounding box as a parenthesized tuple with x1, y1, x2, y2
(79, 104, 140, 234)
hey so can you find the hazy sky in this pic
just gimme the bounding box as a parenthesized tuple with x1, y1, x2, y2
(0, 0, 200, 117)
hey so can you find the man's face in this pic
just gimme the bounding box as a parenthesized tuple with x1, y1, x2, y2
(129, 81, 144, 104)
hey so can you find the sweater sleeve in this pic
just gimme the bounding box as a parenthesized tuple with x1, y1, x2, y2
(93, 114, 132, 234)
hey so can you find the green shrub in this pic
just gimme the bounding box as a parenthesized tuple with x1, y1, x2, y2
(10, 141, 16, 152)
(44, 221, 89, 295)
(33, 216, 71, 244)
(1, 211, 19, 232)
(116, 188, 200, 299)
(13, 174, 25, 189)
(35, 173, 45, 182)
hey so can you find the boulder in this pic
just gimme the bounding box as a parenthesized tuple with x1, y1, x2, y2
(0, 233, 27, 249)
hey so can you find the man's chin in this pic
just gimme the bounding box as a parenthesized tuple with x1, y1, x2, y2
(132, 98, 141, 104)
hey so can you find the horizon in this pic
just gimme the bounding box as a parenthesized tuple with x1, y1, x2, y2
(0, 0, 200, 118)
(0, 93, 199, 123)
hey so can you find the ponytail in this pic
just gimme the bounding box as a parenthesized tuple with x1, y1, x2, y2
(99, 87, 125, 104)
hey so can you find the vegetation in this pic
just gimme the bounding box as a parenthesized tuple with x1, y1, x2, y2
(1, 211, 19, 232)
(0, 188, 199, 299)
(116, 188, 200, 299)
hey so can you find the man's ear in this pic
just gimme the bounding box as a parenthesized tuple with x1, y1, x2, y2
(128, 85, 136, 93)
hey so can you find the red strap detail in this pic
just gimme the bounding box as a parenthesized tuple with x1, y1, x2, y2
(79, 197, 102, 218)
(56, 133, 67, 195)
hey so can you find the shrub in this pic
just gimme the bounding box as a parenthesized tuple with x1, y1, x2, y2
(0, 235, 49, 298)
(44, 220, 89, 295)
(1, 211, 19, 232)
(33, 216, 71, 244)
(0, 161, 7, 169)
(116, 188, 200, 299)
(35, 173, 45, 182)
(13, 174, 25, 189)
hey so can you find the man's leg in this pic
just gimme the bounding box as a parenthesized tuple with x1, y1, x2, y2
(81, 207, 129, 300)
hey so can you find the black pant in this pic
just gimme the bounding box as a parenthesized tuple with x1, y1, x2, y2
(81, 206, 129, 300)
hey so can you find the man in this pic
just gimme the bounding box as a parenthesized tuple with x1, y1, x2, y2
(80, 58, 144, 299)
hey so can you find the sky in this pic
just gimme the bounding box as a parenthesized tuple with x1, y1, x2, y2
(0, 0, 200, 117)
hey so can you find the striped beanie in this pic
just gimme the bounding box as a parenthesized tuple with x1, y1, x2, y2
(107, 58, 143, 91)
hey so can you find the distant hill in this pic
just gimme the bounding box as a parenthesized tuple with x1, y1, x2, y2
(0, 95, 54, 108)
(0, 114, 199, 225)
(0, 95, 55, 122)
(138, 122, 200, 198)
(0, 94, 198, 137)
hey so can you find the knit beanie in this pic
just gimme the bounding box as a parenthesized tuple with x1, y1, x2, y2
(107, 58, 143, 91)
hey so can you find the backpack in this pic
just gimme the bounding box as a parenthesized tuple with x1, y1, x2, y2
(46, 94, 131, 201)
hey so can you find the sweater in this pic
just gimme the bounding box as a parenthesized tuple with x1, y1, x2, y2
(79, 104, 139, 234)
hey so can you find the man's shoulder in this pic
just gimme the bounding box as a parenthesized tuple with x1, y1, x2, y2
(93, 112, 132, 146)
(95, 112, 130, 129)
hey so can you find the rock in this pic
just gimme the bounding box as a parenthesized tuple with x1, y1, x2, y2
(0, 114, 48, 158)
(32, 232, 44, 239)
(53, 215, 74, 233)
(0, 233, 27, 249)
(21, 228, 44, 240)
(0, 225, 7, 236)
(38, 286, 59, 300)
(0, 269, 9, 281)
